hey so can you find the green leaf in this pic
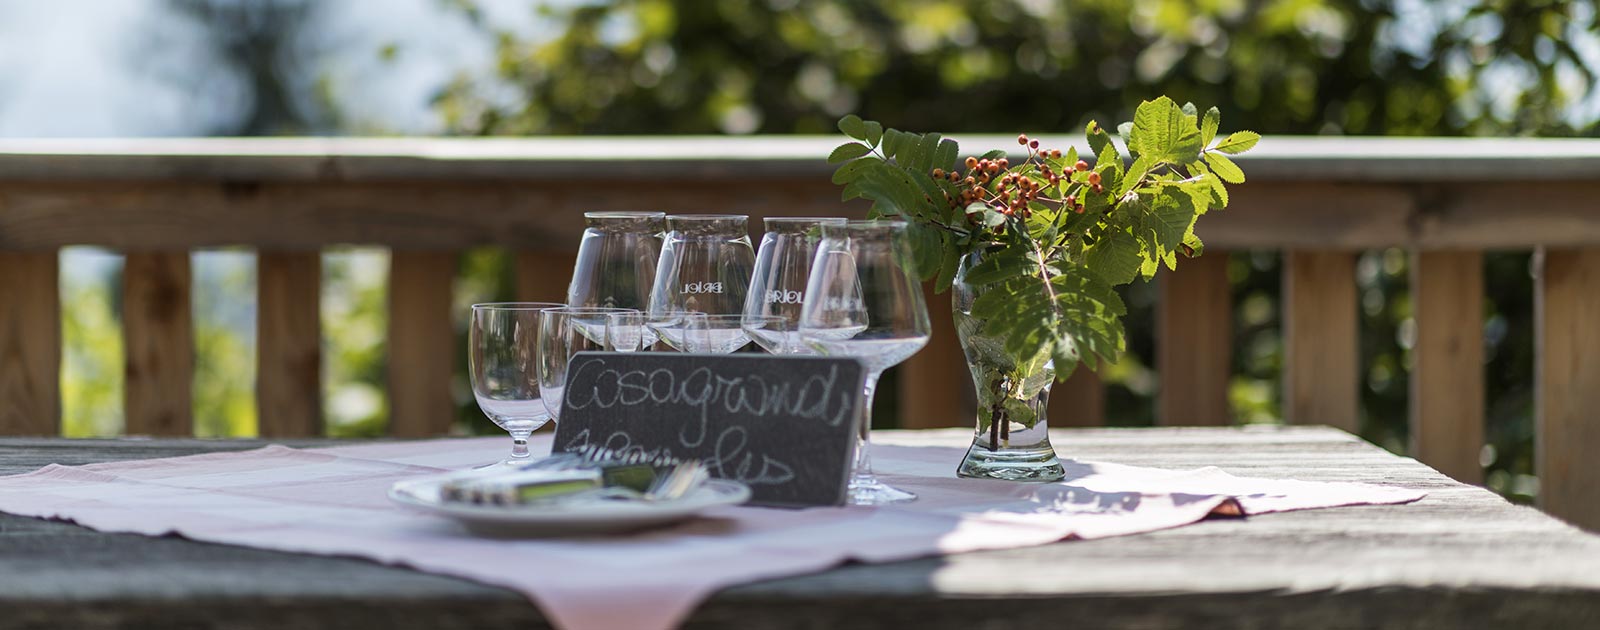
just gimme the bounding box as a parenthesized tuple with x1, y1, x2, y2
(1204, 152, 1246, 183)
(830, 158, 871, 185)
(1182, 230, 1204, 257)
(1136, 190, 1196, 254)
(827, 142, 870, 164)
(964, 248, 1036, 286)
(934, 238, 960, 293)
(864, 121, 883, 147)
(1213, 131, 1259, 154)
(1084, 228, 1141, 286)
(1201, 107, 1220, 146)
(837, 115, 867, 140)
(933, 138, 960, 172)
(906, 221, 943, 280)
(1129, 96, 1202, 163)
(881, 128, 905, 158)
(1086, 120, 1112, 159)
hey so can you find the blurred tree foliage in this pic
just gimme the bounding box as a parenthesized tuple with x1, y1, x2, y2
(437, 0, 1597, 137)
(433, 0, 1596, 502)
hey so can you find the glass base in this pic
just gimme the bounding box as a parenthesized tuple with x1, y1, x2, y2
(474, 457, 533, 470)
(957, 441, 1066, 482)
(848, 474, 917, 505)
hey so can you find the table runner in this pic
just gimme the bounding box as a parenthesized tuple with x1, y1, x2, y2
(0, 432, 1424, 630)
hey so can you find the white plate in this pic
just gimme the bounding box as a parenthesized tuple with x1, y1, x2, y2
(388, 475, 751, 537)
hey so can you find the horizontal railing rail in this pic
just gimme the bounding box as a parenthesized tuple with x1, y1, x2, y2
(0, 136, 1596, 531)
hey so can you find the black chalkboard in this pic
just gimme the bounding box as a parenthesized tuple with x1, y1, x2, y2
(551, 352, 865, 507)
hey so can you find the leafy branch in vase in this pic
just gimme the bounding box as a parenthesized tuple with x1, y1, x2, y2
(829, 97, 1257, 433)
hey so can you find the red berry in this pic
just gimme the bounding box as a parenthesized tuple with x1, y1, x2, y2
(997, 158, 1009, 169)
(965, 156, 978, 169)
(1017, 134, 1029, 145)
(932, 168, 944, 179)
(1075, 160, 1089, 172)
(1087, 172, 1102, 185)
(1029, 140, 1040, 149)
(1092, 183, 1104, 194)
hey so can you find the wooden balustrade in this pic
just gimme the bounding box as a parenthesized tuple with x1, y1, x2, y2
(1, 136, 1598, 529)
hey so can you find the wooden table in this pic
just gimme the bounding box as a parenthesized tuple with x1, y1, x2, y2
(2, 426, 1597, 629)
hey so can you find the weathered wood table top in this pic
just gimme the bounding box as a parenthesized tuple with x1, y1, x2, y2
(1, 426, 1597, 629)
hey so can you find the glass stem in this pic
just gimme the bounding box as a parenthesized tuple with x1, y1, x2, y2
(854, 371, 881, 479)
(510, 430, 533, 459)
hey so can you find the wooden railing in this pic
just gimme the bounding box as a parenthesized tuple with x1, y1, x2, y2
(1, 136, 1597, 529)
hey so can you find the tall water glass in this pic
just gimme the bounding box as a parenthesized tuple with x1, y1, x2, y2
(469, 302, 564, 466)
(536, 307, 636, 421)
(743, 217, 846, 355)
(567, 212, 665, 310)
(646, 214, 755, 350)
(799, 221, 931, 505)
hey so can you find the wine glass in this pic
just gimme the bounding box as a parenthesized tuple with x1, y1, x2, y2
(567, 212, 665, 310)
(684, 314, 753, 353)
(603, 310, 649, 352)
(568, 211, 664, 348)
(742, 314, 807, 354)
(468, 302, 565, 466)
(646, 214, 755, 350)
(743, 217, 845, 355)
(536, 307, 636, 422)
(799, 221, 931, 505)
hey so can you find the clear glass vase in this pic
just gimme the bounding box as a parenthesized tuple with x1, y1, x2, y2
(953, 248, 1067, 481)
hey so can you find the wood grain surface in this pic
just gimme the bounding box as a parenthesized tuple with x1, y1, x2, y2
(1, 426, 1597, 630)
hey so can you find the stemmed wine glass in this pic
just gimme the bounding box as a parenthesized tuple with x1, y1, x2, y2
(536, 307, 636, 422)
(683, 313, 754, 353)
(468, 302, 565, 467)
(799, 221, 931, 505)
(647, 214, 755, 350)
(743, 217, 845, 355)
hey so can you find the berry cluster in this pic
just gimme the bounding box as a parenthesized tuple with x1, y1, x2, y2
(938, 133, 1102, 227)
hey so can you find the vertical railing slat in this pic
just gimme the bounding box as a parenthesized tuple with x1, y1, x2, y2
(1048, 369, 1104, 427)
(123, 252, 194, 436)
(1410, 250, 1485, 484)
(387, 250, 457, 437)
(515, 250, 575, 304)
(900, 285, 969, 428)
(1536, 248, 1600, 531)
(0, 252, 61, 435)
(1283, 250, 1360, 433)
(257, 251, 322, 437)
(1157, 250, 1233, 425)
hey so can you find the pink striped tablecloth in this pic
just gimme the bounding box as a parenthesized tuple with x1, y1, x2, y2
(0, 431, 1424, 630)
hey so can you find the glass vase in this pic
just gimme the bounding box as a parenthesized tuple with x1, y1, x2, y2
(953, 248, 1067, 481)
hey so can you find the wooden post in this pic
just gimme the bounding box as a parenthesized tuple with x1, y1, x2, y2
(1282, 251, 1359, 433)
(387, 251, 457, 437)
(0, 252, 60, 435)
(1410, 251, 1484, 484)
(257, 251, 322, 437)
(123, 252, 194, 436)
(515, 251, 575, 304)
(1536, 248, 1600, 531)
(1157, 250, 1233, 425)
(1048, 369, 1103, 427)
(899, 285, 970, 429)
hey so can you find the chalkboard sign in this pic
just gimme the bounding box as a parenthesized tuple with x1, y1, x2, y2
(552, 352, 865, 507)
